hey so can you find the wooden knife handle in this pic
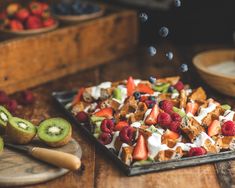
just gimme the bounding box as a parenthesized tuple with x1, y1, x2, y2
(31, 147, 81, 170)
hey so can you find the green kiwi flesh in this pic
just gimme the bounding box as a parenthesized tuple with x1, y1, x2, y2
(0, 106, 12, 131)
(6, 117, 37, 144)
(38, 118, 71, 147)
(0, 136, 4, 153)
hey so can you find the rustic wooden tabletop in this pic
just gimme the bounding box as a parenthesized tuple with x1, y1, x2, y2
(13, 42, 234, 188)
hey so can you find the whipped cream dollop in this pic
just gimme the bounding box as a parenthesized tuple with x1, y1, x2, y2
(91, 81, 112, 100)
(105, 131, 120, 150)
(193, 132, 215, 147)
(219, 110, 235, 123)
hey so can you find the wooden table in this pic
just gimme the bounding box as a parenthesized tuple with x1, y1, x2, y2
(13, 42, 234, 188)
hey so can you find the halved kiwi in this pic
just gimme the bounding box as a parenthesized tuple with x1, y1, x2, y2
(37, 118, 72, 147)
(0, 106, 12, 134)
(0, 136, 4, 153)
(6, 117, 37, 144)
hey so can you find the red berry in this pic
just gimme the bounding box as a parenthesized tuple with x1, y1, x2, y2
(9, 20, 23, 31)
(101, 119, 114, 134)
(119, 126, 134, 144)
(221, 121, 235, 136)
(0, 90, 9, 105)
(26, 16, 42, 29)
(6, 99, 18, 113)
(157, 112, 172, 127)
(171, 112, 182, 122)
(188, 147, 206, 157)
(42, 17, 55, 27)
(29, 2, 43, 16)
(168, 121, 181, 133)
(159, 100, 173, 113)
(98, 133, 112, 145)
(21, 90, 35, 105)
(15, 8, 30, 21)
(174, 81, 184, 91)
(76, 111, 89, 123)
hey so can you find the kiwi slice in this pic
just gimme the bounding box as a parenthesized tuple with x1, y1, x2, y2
(0, 106, 12, 134)
(0, 136, 4, 153)
(38, 118, 72, 147)
(6, 117, 37, 144)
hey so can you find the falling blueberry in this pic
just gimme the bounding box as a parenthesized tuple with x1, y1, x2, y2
(149, 76, 156, 84)
(139, 12, 148, 23)
(159, 26, 169, 38)
(174, 0, 182, 7)
(148, 46, 157, 56)
(180, 64, 189, 72)
(166, 51, 174, 61)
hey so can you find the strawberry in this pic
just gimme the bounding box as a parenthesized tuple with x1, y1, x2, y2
(101, 119, 115, 133)
(15, 8, 30, 21)
(159, 100, 173, 113)
(145, 104, 159, 125)
(76, 111, 89, 123)
(20, 90, 35, 105)
(26, 16, 42, 29)
(72, 88, 85, 106)
(162, 129, 180, 140)
(174, 81, 184, 91)
(208, 120, 220, 137)
(29, 2, 43, 16)
(221, 121, 235, 136)
(126, 76, 136, 96)
(6, 3, 20, 16)
(9, 20, 23, 31)
(168, 121, 181, 133)
(137, 83, 154, 94)
(186, 102, 199, 115)
(139, 95, 148, 102)
(157, 112, 172, 127)
(115, 121, 129, 131)
(42, 17, 55, 27)
(133, 134, 148, 161)
(188, 147, 206, 157)
(94, 107, 113, 119)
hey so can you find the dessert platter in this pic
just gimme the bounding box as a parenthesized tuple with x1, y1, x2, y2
(53, 76, 235, 175)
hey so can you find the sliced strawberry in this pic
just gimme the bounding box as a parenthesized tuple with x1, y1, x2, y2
(162, 129, 180, 140)
(115, 121, 129, 131)
(72, 88, 85, 105)
(145, 104, 159, 125)
(137, 83, 154, 94)
(94, 107, 113, 119)
(133, 134, 148, 161)
(127, 76, 136, 96)
(186, 102, 199, 115)
(140, 95, 148, 102)
(208, 120, 220, 137)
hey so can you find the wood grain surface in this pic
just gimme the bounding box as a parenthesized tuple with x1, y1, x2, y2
(3, 42, 234, 188)
(0, 139, 82, 187)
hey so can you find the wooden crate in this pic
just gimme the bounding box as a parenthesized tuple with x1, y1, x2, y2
(0, 6, 138, 94)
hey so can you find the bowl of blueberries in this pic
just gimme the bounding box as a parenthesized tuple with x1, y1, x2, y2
(52, 0, 104, 22)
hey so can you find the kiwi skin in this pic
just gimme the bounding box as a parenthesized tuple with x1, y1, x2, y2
(6, 117, 37, 145)
(0, 136, 4, 153)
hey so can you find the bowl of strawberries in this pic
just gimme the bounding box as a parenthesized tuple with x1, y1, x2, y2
(0, 1, 58, 35)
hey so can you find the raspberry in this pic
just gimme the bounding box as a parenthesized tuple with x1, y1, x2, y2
(157, 112, 172, 127)
(221, 121, 235, 136)
(168, 121, 181, 133)
(76, 111, 89, 123)
(119, 126, 134, 144)
(6, 99, 18, 113)
(188, 147, 206, 157)
(98, 133, 112, 145)
(20, 90, 35, 105)
(174, 81, 184, 91)
(101, 119, 114, 134)
(0, 90, 9, 105)
(159, 100, 173, 113)
(171, 112, 182, 122)
(145, 100, 156, 109)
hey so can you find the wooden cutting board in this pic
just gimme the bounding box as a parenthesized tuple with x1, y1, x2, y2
(0, 138, 82, 187)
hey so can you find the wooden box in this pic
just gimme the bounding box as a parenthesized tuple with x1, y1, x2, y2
(0, 6, 138, 94)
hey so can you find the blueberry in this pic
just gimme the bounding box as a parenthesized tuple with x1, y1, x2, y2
(168, 86, 175, 93)
(166, 51, 174, 61)
(174, 0, 182, 7)
(148, 46, 157, 56)
(149, 103, 154, 108)
(148, 96, 155, 101)
(139, 12, 148, 23)
(149, 76, 156, 84)
(159, 27, 169, 38)
(55, 3, 71, 15)
(133, 92, 141, 100)
(180, 64, 189, 72)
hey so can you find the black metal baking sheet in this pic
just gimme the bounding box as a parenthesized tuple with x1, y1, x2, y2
(52, 90, 235, 176)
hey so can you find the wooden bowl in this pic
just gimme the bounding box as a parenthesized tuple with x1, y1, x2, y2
(193, 49, 235, 97)
(0, 21, 59, 36)
(54, 8, 104, 23)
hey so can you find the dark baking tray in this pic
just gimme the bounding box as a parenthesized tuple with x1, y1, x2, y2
(52, 90, 235, 176)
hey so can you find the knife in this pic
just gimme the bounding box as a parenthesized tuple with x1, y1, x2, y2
(5, 143, 81, 171)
